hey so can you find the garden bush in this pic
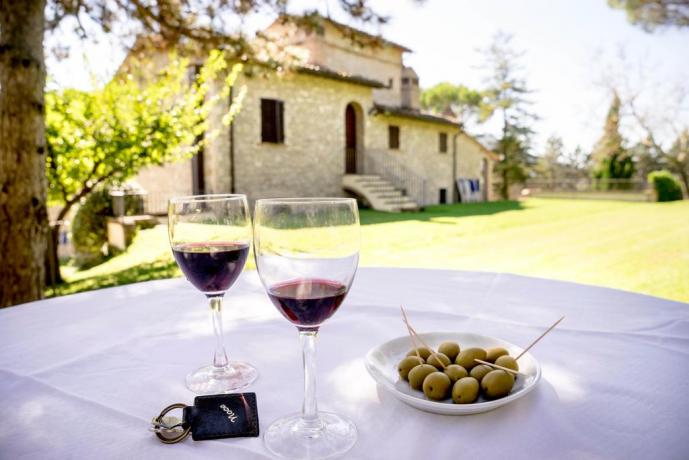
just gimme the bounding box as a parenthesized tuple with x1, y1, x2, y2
(648, 170, 683, 202)
(72, 189, 113, 268)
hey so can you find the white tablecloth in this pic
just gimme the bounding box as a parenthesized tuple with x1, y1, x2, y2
(1, 268, 688, 459)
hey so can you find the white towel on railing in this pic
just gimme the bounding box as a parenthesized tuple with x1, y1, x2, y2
(456, 178, 482, 202)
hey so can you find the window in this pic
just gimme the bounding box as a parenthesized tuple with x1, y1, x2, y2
(388, 126, 400, 150)
(439, 188, 447, 204)
(388, 78, 393, 88)
(261, 98, 284, 143)
(402, 77, 409, 85)
(439, 132, 448, 153)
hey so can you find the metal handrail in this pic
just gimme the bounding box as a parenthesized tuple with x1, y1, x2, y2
(364, 149, 427, 206)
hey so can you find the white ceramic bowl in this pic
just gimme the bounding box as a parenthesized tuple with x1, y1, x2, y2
(365, 332, 541, 415)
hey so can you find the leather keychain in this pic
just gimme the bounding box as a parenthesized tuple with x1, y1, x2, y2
(151, 393, 259, 444)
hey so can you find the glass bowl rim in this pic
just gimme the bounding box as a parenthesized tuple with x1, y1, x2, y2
(255, 197, 357, 205)
(169, 193, 247, 204)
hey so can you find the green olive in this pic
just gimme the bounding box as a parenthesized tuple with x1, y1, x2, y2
(407, 347, 433, 360)
(408, 364, 437, 391)
(481, 370, 515, 399)
(494, 355, 519, 373)
(426, 352, 451, 370)
(422, 371, 452, 401)
(437, 342, 460, 361)
(452, 377, 480, 404)
(455, 347, 487, 370)
(469, 364, 493, 382)
(398, 356, 425, 381)
(485, 347, 509, 363)
(444, 364, 468, 383)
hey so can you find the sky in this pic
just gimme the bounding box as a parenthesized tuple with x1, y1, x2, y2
(47, 0, 689, 154)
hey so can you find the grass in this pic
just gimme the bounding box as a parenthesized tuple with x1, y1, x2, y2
(51, 198, 689, 303)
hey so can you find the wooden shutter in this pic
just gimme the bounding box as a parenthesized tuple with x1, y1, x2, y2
(389, 126, 400, 150)
(261, 99, 284, 144)
(275, 100, 284, 143)
(439, 133, 448, 153)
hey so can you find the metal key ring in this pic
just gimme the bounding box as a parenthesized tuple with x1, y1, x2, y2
(155, 403, 191, 444)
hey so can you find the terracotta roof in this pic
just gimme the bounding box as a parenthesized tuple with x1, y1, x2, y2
(273, 14, 412, 52)
(319, 16, 412, 52)
(370, 104, 460, 127)
(298, 64, 386, 88)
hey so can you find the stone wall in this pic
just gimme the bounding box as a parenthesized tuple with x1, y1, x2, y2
(457, 133, 493, 201)
(229, 71, 374, 200)
(265, 19, 404, 106)
(365, 115, 492, 204)
(135, 159, 193, 203)
(129, 30, 494, 207)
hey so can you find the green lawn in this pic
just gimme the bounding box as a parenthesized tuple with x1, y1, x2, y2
(53, 198, 689, 303)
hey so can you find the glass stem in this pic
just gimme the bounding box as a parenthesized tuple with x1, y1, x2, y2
(300, 330, 321, 428)
(209, 296, 229, 369)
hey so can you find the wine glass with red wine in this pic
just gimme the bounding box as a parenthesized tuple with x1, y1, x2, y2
(254, 198, 360, 459)
(168, 194, 258, 394)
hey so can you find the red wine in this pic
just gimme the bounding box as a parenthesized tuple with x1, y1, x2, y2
(268, 279, 348, 329)
(172, 242, 249, 295)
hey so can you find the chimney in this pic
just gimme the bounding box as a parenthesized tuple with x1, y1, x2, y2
(401, 66, 420, 110)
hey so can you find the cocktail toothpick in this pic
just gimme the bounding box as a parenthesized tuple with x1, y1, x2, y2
(400, 305, 422, 360)
(473, 359, 525, 377)
(515, 315, 565, 360)
(400, 305, 447, 370)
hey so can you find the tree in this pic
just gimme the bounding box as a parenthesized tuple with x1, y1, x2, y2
(561, 146, 591, 179)
(629, 140, 664, 180)
(535, 136, 565, 183)
(665, 131, 689, 196)
(591, 91, 635, 187)
(627, 95, 689, 196)
(420, 82, 482, 123)
(0, 0, 387, 308)
(608, 0, 689, 31)
(0, 0, 48, 308)
(479, 32, 538, 199)
(44, 52, 244, 284)
(635, 130, 689, 197)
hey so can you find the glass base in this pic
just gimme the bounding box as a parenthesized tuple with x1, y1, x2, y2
(264, 412, 357, 460)
(185, 361, 258, 394)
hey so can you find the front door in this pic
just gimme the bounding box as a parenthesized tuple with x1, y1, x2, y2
(345, 104, 357, 174)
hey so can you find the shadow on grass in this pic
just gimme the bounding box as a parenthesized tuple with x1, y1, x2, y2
(359, 200, 524, 225)
(47, 259, 180, 297)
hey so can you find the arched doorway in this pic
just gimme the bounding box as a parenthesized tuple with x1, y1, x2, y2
(345, 103, 363, 174)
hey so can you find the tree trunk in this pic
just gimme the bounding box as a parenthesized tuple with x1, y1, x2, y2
(501, 169, 509, 200)
(0, 0, 48, 307)
(45, 223, 64, 290)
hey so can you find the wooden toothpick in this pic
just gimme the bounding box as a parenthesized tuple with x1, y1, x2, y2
(400, 305, 447, 370)
(515, 315, 565, 361)
(409, 325, 447, 370)
(473, 359, 525, 377)
(400, 305, 422, 360)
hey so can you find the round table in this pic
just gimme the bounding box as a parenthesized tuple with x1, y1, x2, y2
(1, 268, 688, 459)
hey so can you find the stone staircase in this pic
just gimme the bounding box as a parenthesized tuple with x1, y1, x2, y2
(342, 174, 420, 212)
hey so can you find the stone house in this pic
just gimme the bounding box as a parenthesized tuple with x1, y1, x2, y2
(134, 16, 496, 212)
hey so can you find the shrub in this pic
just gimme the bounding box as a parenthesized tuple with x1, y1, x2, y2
(648, 170, 683, 202)
(72, 189, 113, 268)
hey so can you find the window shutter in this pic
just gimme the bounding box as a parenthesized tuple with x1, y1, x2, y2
(439, 133, 448, 153)
(389, 126, 400, 150)
(276, 100, 284, 143)
(261, 99, 284, 144)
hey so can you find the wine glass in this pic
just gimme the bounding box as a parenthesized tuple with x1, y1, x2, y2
(254, 198, 360, 459)
(168, 194, 258, 394)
